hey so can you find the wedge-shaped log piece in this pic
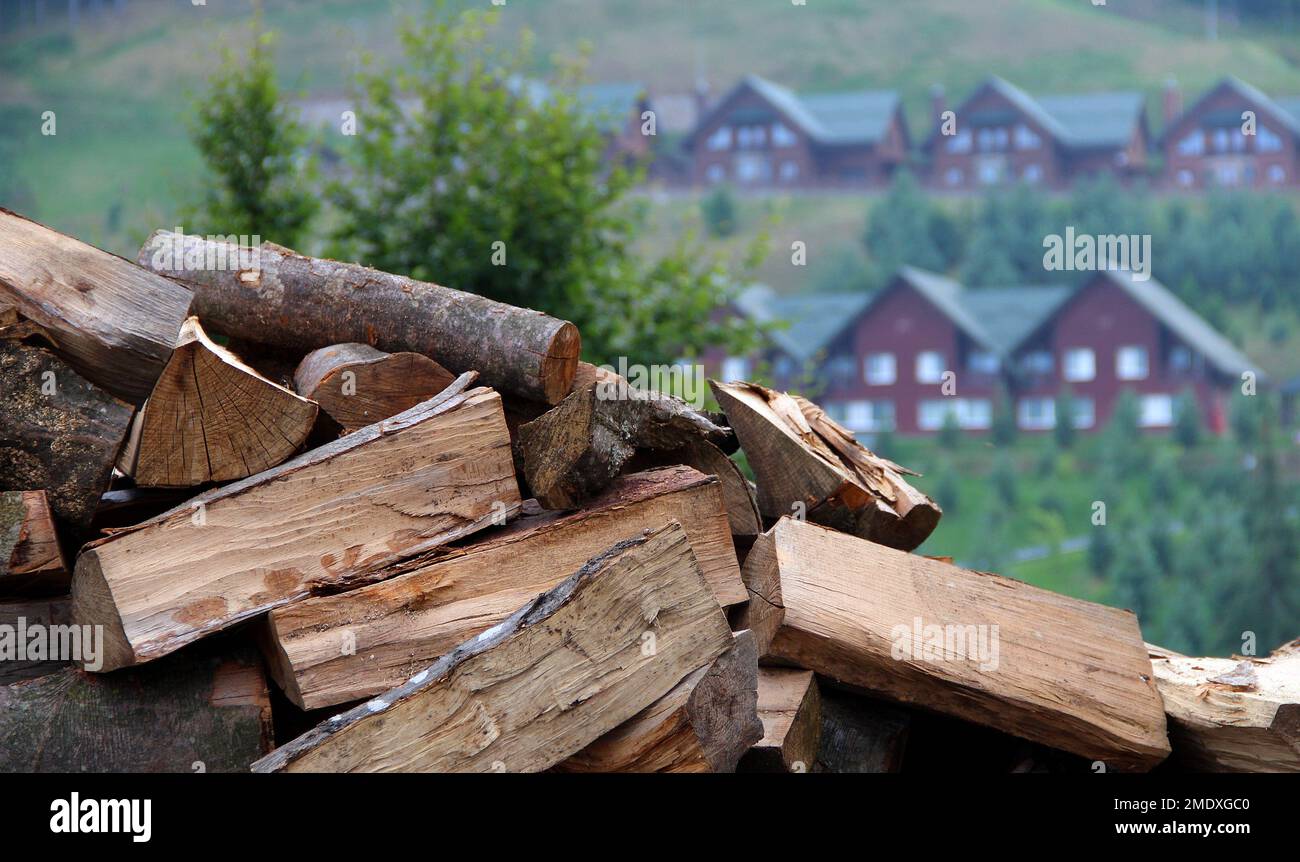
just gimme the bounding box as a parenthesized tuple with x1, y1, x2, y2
(0, 490, 68, 594)
(0, 209, 192, 405)
(0, 645, 272, 772)
(263, 465, 745, 709)
(117, 317, 318, 487)
(253, 522, 734, 773)
(0, 339, 135, 526)
(710, 380, 940, 550)
(73, 374, 521, 672)
(1148, 641, 1299, 772)
(739, 667, 821, 773)
(736, 518, 1170, 771)
(138, 231, 578, 404)
(555, 629, 762, 773)
(294, 343, 456, 433)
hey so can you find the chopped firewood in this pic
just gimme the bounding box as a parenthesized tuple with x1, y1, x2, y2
(262, 465, 745, 709)
(252, 523, 734, 773)
(739, 667, 821, 773)
(0, 490, 68, 594)
(1148, 642, 1299, 772)
(626, 439, 762, 541)
(0, 644, 272, 772)
(293, 343, 456, 433)
(555, 629, 762, 773)
(815, 687, 911, 773)
(709, 380, 941, 551)
(735, 518, 1170, 771)
(73, 374, 520, 672)
(0, 339, 136, 526)
(520, 368, 735, 509)
(0, 208, 192, 405)
(0, 597, 72, 684)
(137, 231, 579, 404)
(116, 318, 318, 487)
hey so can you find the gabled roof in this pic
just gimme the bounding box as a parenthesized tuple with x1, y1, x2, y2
(934, 77, 1145, 151)
(734, 284, 875, 363)
(690, 75, 903, 148)
(1161, 76, 1300, 143)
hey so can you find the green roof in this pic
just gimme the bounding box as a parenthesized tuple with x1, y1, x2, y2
(734, 285, 874, 362)
(696, 75, 902, 147)
(941, 77, 1145, 150)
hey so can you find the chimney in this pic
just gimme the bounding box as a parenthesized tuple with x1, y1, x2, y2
(1162, 78, 1182, 125)
(930, 84, 946, 125)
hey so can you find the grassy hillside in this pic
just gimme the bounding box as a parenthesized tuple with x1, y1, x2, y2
(4, 0, 1300, 255)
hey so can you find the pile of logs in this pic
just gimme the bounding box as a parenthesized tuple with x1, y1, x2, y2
(1, 207, 1296, 773)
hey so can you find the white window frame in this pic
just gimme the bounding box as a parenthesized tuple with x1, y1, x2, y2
(705, 163, 725, 183)
(1116, 346, 1149, 381)
(1139, 394, 1174, 428)
(864, 353, 897, 386)
(915, 351, 946, 384)
(706, 125, 732, 151)
(771, 122, 798, 148)
(1063, 347, 1095, 382)
(946, 129, 972, 154)
(1013, 124, 1041, 150)
(1072, 397, 1095, 429)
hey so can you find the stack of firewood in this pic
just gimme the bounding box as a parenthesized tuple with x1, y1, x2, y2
(1, 207, 1296, 773)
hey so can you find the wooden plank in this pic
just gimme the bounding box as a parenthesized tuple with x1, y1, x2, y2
(736, 517, 1171, 771)
(1148, 641, 1300, 772)
(262, 465, 745, 709)
(0, 490, 68, 594)
(0, 208, 193, 405)
(0, 643, 272, 772)
(740, 667, 821, 773)
(72, 375, 521, 672)
(252, 522, 734, 773)
(554, 629, 762, 773)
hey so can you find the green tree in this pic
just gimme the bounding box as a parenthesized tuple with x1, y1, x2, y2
(700, 185, 738, 238)
(937, 409, 962, 450)
(188, 15, 318, 246)
(327, 3, 765, 365)
(1053, 387, 1077, 449)
(991, 453, 1018, 508)
(933, 461, 960, 514)
(1173, 388, 1202, 449)
(863, 170, 946, 278)
(991, 385, 1018, 447)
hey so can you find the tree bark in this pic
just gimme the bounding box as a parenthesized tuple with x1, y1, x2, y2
(293, 343, 456, 433)
(116, 317, 318, 487)
(262, 465, 745, 710)
(735, 517, 1171, 772)
(253, 523, 734, 773)
(137, 231, 579, 404)
(73, 374, 521, 672)
(0, 208, 192, 405)
(0, 489, 68, 594)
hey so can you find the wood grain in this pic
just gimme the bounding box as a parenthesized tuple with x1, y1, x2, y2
(740, 667, 821, 772)
(0, 490, 68, 594)
(294, 343, 456, 433)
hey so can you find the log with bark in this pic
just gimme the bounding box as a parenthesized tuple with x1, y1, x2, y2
(1148, 642, 1299, 772)
(0, 208, 193, 405)
(0, 596, 72, 684)
(739, 667, 821, 773)
(116, 317, 318, 487)
(73, 374, 521, 672)
(710, 380, 941, 551)
(734, 517, 1170, 771)
(261, 465, 746, 709)
(293, 343, 456, 434)
(518, 365, 737, 510)
(252, 522, 734, 773)
(0, 643, 273, 772)
(554, 629, 762, 773)
(0, 337, 136, 526)
(0, 490, 68, 594)
(137, 231, 579, 404)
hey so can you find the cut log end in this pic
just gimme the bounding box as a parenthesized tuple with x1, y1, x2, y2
(69, 550, 134, 673)
(541, 321, 582, 405)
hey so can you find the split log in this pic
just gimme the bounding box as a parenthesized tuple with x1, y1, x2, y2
(626, 440, 762, 541)
(0, 490, 68, 594)
(0, 208, 192, 405)
(739, 667, 821, 773)
(137, 231, 579, 404)
(0, 339, 135, 526)
(0, 644, 273, 772)
(73, 374, 521, 672)
(814, 687, 911, 773)
(0, 597, 72, 684)
(116, 317, 318, 487)
(293, 343, 455, 433)
(710, 380, 941, 551)
(1148, 642, 1299, 772)
(735, 517, 1170, 771)
(262, 465, 745, 709)
(519, 369, 735, 509)
(253, 522, 734, 773)
(554, 629, 762, 773)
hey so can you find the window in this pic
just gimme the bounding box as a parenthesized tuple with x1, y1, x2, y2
(734, 154, 771, 184)
(705, 163, 725, 183)
(1020, 350, 1053, 375)
(977, 160, 1004, 185)
(946, 130, 972, 153)
(1258, 125, 1283, 153)
(771, 123, 798, 148)
(1169, 346, 1193, 372)
(1139, 394, 1174, 428)
(1212, 128, 1231, 153)
(1017, 397, 1056, 430)
(1013, 124, 1041, 150)
(918, 399, 991, 431)
(1268, 164, 1287, 185)
(706, 126, 732, 151)
(968, 351, 1000, 375)
(1072, 397, 1095, 429)
(838, 400, 895, 433)
(944, 167, 964, 186)
(1063, 347, 1095, 382)
(1116, 346, 1149, 381)
(1176, 130, 1204, 156)
(977, 127, 1009, 152)
(864, 353, 896, 385)
(1023, 163, 1043, 184)
(915, 351, 946, 384)
(779, 160, 800, 181)
(736, 125, 765, 149)
(720, 356, 751, 383)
